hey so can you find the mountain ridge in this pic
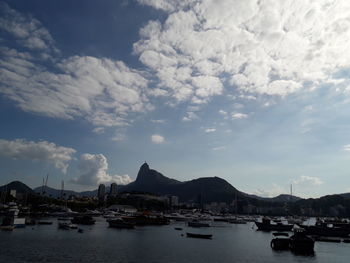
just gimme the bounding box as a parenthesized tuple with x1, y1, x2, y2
(0, 163, 305, 202)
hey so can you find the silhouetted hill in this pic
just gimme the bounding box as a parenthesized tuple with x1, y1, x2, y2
(33, 186, 99, 198)
(123, 163, 249, 203)
(270, 194, 301, 202)
(339, 193, 350, 199)
(0, 181, 33, 194)
(122, 162, 181, 194)
(246, 194, 301, 202)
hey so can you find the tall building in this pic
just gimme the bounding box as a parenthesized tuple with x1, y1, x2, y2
(98, 184, 105, 201)
(109, 183, 118, 197)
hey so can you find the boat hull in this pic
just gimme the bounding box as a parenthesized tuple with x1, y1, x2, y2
(255, 222, 293, 231)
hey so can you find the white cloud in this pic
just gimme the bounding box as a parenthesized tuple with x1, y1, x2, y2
(111, 130, 127, 142)
(0, 2, 57, 53)
(72, 153, 133, 186)
(205, 128, 216, 133)
(0, 51, 150, 128)
(0, 4, 151, 130)
(151, 119, 166, 123)
(343, 144, 350, 152)
(219, 110, 227, 116)
(232, 113, 248, 119)
(151, 134, 165, 144)
(212, 146, 226, 151)
(92, 127, 105, 134)
(135, 0, 350, 103)
(292, 175, 323, 186)
(0, 138, 76, 173)
(252, 183, 286, 198)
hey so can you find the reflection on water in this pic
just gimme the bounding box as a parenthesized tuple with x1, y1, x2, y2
(0, 218, 349, 263)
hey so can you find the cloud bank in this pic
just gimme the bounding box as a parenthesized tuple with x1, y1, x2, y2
(135, 0, 350, 102)
(72, 153, 133, 186)
(0, 2, 150, 130)
(0, 138, 76, 173)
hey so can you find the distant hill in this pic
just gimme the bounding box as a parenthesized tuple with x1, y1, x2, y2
(270, 194, 301, 202)
(33, 186, 99, 198)
(246, 194, 301, 203)
(0, 164, 304, 204)
(0, 181, 33, 194)
(123, 162, 254, 203)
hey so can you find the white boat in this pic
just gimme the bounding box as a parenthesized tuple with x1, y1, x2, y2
(14, 218, 26, 228)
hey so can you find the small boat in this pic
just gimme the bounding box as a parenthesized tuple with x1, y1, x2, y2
(270, 232, 290, 250)
(13, 218, 26, 228)
(108, 218, 135, 229)
(289, 229, 315, 253)
(186, 232, 212, 239)
(174, 227, 183, 231)
(255, 218, 293, 231)
(1, 225, 15, 231)
(297, 223, 350, 237)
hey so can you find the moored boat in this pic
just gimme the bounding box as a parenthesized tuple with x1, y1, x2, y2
(1, 216, 14, 231)
(255, 218, 293, 231)
(13, 218, 26, 228)
(289, 229, 315, 253)
(297, 223, 350, 237)
(270, 232, 290, 250)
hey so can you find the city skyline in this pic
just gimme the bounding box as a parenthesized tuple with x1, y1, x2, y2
(1, 0, 350, 198)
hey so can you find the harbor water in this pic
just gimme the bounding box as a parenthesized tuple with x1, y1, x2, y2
(0, 218, 349, 263)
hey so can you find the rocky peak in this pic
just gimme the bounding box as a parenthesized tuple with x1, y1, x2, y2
(136, 162, 150, 182)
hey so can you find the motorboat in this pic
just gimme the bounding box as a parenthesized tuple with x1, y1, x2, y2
(255, 218, 293, 231)
(270, 232, 290, 250)
(289, 229, 315, 254)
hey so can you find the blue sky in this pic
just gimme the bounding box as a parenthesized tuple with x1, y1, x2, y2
(1, 0, 350, 197)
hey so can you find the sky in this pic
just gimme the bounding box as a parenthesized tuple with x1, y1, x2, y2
(1, 0, 350, 198)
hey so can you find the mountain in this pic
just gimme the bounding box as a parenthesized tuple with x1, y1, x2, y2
(123, 162, 248, 203)
(246, 194, 301, 203)
(33, 186, 98, 198)
(270, 194, 301, 202)
(122, 162, 181, 194)
(0, 181, 33, 194)
(122, 163, 304, 204)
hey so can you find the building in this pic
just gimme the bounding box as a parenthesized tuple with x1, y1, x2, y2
(168, 196, 179, 207)
(109, 183, 118, 197)
(98, 184, 106, 202)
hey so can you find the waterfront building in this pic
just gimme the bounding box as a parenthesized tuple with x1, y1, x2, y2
(109, 183, 118, 197)
(98, 184, 106, 203)
(168, 196, 179, 207)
